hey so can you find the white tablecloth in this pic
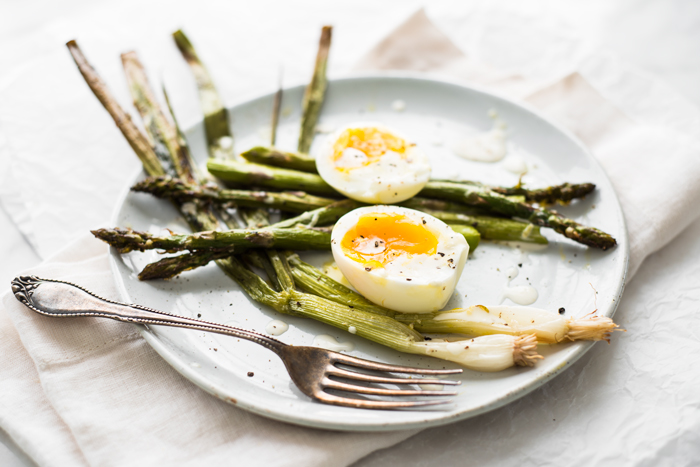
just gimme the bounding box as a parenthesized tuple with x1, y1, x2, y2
(2, 1, 700, 466)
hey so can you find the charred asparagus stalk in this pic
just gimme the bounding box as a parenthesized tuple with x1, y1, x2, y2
(99, 211, 479, 281)
(422, 210, 548, 244)
(206, 160, 614, 248)
(138, 249, 234, 281)
(132, 176, 334, 212)
(261, 64, 299, 291)
(433, 180, 597, 204)
(66, 41, 165, 177)
(270, 68, 283, 146)
(172, 29, 283, 235)
(162, 85, 200, 181)
(241, 146, 317, 173)
(173, 30, 234, 160)
(239, 207, 271, 230)
(270, 199, 359, 229)
(132, 199, 356, 281)
(132, 176, 543, 244)
(298, 26, 332, 154)
(121, 51, 195, 182)
(421, 181, 616, 249)
(67, 40, 219, 232)
(492, 182, 595, 204)
(239, 146, 596, 205)
(207, 159, 338, 195)
(206, 159, 524, 205)
(92, 226, 332, 253)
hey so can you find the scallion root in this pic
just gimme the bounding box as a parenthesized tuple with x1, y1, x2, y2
(566, 316, 621, 343)
(513, 334, 543, 366)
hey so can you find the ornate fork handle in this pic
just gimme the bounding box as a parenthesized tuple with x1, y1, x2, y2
(10, 276, 285, 354)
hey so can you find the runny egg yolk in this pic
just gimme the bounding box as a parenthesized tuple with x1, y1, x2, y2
(333, 127, 407, 168)
(340, 213, 438, 270)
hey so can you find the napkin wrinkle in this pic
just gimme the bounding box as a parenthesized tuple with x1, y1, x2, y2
(0, 123, 38, 251)
(33, 331, 143, 369)
(578, 52, 700, 138)
(354, 9, 464, 72)
(592, 126, 700, 275)
(428, 6, 593, 99)
(0, 292, 90, 467)
(354, 9, 541, 99)
(433, 4, 590, 82)
(524, 72, 637, 148)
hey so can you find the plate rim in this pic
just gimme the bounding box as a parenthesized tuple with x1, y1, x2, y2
(109, 72, 629, 432)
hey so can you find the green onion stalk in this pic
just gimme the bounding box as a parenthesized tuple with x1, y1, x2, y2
(286, 254, 618, 344)
(224, 256, 541, 371)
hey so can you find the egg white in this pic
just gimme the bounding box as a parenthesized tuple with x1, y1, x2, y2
(330, 206, 469, 313)
(315, 122, 431, 204)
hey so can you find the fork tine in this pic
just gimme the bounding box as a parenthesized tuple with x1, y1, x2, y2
(315, 392, 453, 410)
(332, 353, 463, 375)
(328, 366, 461, 386)
(323, 379, 457, 397)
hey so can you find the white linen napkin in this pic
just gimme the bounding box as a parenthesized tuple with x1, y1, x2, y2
(2, 234, 414, 467)
(2, 7, 700, 467)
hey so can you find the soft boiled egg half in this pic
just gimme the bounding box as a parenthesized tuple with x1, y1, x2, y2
(331, 206, 469, 313)
(316, 123, 431, 203)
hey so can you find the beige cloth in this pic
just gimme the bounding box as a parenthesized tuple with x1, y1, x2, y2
(2, 8, 700, 467)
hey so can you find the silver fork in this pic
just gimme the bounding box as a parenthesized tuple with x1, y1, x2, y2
(11, 276, 462, 410)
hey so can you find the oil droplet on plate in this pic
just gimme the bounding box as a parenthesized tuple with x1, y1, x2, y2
(313, 335, 355, 352)
(265, 320, 289, 336)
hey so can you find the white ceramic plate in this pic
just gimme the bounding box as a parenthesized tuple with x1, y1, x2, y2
(110, 74, 628, 431)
